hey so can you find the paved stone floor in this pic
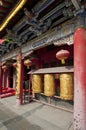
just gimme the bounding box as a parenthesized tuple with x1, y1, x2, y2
(0, 96, 73, 130)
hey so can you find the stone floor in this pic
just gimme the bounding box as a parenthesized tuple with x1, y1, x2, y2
(0, 96, 73, 130)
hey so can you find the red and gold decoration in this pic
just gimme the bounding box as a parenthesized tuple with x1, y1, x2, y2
(44, 74, 55, 96)
(60, 73, 74, 100)
(0, 62, 2, 95)
(15, 53, 24, 105)
(16, 53, 22, 98)
(56, 49, 70, 64)
(32, 74, 42, 93)
(2, 65, 8, 72)
(24, 59, 32, 68)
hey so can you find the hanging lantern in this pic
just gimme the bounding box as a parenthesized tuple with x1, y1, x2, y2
(56, 49, 70, 64)
(24, 59, 32, 68)
(2, 65, 7, 72)
(13, 62, 17, 68)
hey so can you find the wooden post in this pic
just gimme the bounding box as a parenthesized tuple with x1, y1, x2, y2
(16, 53, 24, 105)
(0, 62, 2, 94)
(74, 27, 86, 130)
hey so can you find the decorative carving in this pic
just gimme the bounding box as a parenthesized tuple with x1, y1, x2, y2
(6, 29, 18, 40)
(6, 29, 22, 46)
(24, 8, 52, 36)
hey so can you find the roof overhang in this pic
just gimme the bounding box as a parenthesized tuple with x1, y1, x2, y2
(54, 35, 73, 46)
(28, 66, 74, 74)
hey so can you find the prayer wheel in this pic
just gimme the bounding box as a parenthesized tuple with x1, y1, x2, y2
(44, 74, 55, 96)
(60, 73, 74, 100)
(32, 74, 42, 93)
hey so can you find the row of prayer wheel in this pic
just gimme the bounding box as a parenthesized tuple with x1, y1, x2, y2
(32, 73, 74, 100)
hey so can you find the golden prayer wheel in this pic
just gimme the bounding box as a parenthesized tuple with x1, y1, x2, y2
(44, 74, 55, 96)
(32, 74, 42, 93)
(60, 73, 74, 100)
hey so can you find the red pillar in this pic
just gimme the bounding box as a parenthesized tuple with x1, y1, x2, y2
(20, 59, 24, 105)
(4, 71, 7, 88)
(7, 68, 10, 88)
(0, 62, 2, 94)
(74, 28, 86, 130)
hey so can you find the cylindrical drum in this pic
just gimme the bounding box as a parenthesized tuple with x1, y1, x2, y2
(44, 74, 55, 96)
(60, 73, 74, 100)
(32, 74, 42, 93)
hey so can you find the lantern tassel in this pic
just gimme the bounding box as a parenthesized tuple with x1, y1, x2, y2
(27, 66, 30, 69)
(61, 59, 65, 64)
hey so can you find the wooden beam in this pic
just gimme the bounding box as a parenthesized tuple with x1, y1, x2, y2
(3, 0, 14, 6)
(0, 6, 9, 10)
(3, 0, 14, 3)
(0, 0, 27, 31)
(0, 9, 6, 13)
(0, 11, 5, 14)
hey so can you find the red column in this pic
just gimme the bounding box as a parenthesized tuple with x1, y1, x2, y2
(7, 68, 10, 88)
(0, 62, 2, 94)
(74, 28, 86, 130)
(20, 59, 24, 105)
(4, 71, 7, 88)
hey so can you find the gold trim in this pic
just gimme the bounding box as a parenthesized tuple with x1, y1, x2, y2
(0, 0, 27, 31)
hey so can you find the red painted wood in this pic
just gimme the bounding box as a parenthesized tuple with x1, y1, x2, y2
(2, 88, 15, 94)
(74, 28, 86, 130)
(0, 6, 9, 10)
(34, 45, 73, 68)
(0, 62, 2, 94)
(0, 12, 6, 14)
(0, 91, 15, 98)
(20, 59, 24, 105)
(3, 0, 14, 5)
(17, 53, 24, 105)
(3, 71, 6, 88)
(7, 68, 10, 88)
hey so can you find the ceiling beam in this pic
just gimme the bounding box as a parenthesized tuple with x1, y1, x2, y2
(0, 0, 27, 32)
(0, 9, 6, 12)
(71, 0, 81, 10)
(3, 0, 14, 3)
(3, 0, 14, 6)
(0, 11, 6, 15)
(0, 6, 9, 10)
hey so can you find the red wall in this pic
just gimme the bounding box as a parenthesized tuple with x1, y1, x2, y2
(32, 44, 73, 68)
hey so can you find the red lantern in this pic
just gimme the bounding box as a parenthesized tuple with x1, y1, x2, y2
(13, 62, 17, 68)
(56, 49, 70, 64)
(24, 59, 32, 68)
(2, 65, 7, 72)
